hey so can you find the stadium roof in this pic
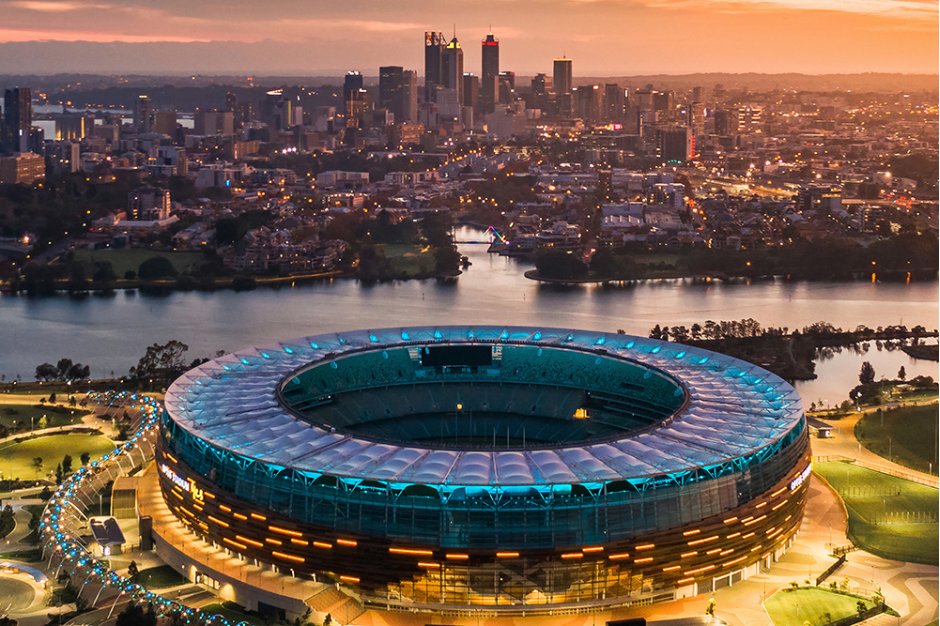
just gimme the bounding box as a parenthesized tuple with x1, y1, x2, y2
(164, 326, 804, 488)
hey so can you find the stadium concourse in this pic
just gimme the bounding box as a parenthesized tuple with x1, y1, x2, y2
(154, 326, 810, 615)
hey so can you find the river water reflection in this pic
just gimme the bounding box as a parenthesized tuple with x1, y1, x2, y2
(1, 227, 936, 402)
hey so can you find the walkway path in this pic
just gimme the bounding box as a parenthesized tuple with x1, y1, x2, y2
(813, 403, 939, 488)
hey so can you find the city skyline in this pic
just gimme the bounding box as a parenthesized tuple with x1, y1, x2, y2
(0, 0, 937, 75)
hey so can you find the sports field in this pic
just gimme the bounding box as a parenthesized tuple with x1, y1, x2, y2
(765, 587, 875, 626)
(855, 404, 939, 474)
(814, 460, 938, 564)
(0, 433, 114, 481)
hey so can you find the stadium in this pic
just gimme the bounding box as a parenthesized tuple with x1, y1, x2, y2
(157, 326, 810, 612)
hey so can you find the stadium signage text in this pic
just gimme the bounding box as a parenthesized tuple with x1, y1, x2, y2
(160, 463, 203, 501)
(788, 464, 811, 491)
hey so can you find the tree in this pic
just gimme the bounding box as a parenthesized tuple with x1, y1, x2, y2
(116, 603, 157, 626)
(35, 363, 58, 381)
(859, 361, 876, 385)
(897, 366, 907, 381)
(80, 452, 90, 466)
(37, 415, 47, 430)
(130, 340, 190, 387)
(61, 454, 72, 475)
(856, 600, 867, 616)
(137, 256, 177, 281)
(32, 457, 42, 477)
(48, 392, 57, 403)
(127, 560, 139, 579)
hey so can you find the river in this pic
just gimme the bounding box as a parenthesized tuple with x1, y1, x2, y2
(1, 227, 936, 403)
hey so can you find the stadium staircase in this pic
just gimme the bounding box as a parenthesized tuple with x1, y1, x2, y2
(306, 586, 365, 624)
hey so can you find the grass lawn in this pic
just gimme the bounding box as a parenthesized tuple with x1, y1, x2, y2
(0, 403, 87, 430)
(765, 588, 875, 626)
(381, 244, 436, 277)
(814, 461, 938, 564)
(134, 565, 188, 589)
(855, 404, 939, 474)
(0, 433, 114, 481)
(72, 249, 205, 277)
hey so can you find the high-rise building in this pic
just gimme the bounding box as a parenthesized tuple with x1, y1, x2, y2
(462, 73, 480, 112)
(379, 66, 403, 111)
(480, 32, 499, 115)
(153, 110, 178, 136)
(553, 58, 572, 115)
(604, 83, 625, 123)
(424, 32, 445, 102)
(714, 109, 735, 136)
(401, 70, 418, 123)
(658, 126, 694, 163)
(134, 94, 152, 133)
(573, 85, 602, 122)
(530, 73, 548, 111)
(54, 113, 89, 142)
(688, 101, 706, 137)
(343, 72, 363, 104)
(379, 66, 418, 124)
(195, 110, 235, 136)
(3, 87, 32, 153)
(442, 36, 464, 104)
(225, 91, 242, 128)
(497, 71, 515, 104)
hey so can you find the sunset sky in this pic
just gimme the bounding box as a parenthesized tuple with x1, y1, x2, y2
(0, 0, 937, 75)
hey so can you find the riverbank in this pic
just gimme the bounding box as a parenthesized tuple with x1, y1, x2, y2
(524, 268, 939, 285)
(902, 344, 940, 361)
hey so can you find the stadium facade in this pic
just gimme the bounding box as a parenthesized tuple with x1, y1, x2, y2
(157, 326, 809, 611)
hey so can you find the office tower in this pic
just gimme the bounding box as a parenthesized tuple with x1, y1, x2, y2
(225, 91, 242, 128)
(344, 72, 363, 103)
(379, 66, 404, 111)
(462, 73, 480, 111)
(688, 101, 706, 137)
(401, 70, 418, 123)
(553, 57, 572, 115)
(604, 83, 625, 123)
(260, 89, 283, 128)
(658, 126, 694, 162)
(497, 71, 515, 103)
(573, 85, 602, 122)
(152, 111, 178, 136)
(3, 87, 32, 153)
(134, 94, 152, 133)
(442, 35, 464, 103)
(424, 32, 445, 102)
(195, 110, 235, 136)
(653, 90, 675, 119)
(346, 89, 370, 129)
(530, 73, 548, 111)
(55, 113, 89, 142)
(691, 86, 704, 103)
(379, 66, 418, 124)
(481, 32, 499, 115)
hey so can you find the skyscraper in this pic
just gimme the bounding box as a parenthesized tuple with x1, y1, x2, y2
(343, 72, 364, 105)
(462, 73, 480, 112)
(442, 35, 464, 104)
(380, 66, 418, 124)
(481, 32, 499, 115)
(424, 32, 445, 103)
(553, 57, 572, 115)
(379, 66, 403, 110)
(401, 71, 418, 123)
(2, 87, 32, 153)
(134, 94, 152, 133)
(604, 84, 625, 123)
